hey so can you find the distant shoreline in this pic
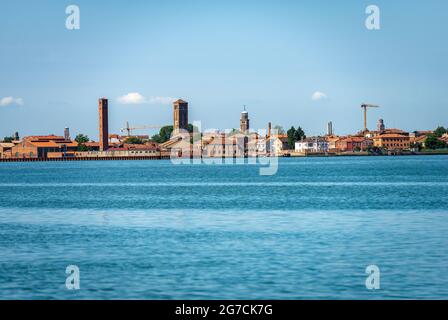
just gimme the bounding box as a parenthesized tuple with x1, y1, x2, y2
(1, 151, 448, 163)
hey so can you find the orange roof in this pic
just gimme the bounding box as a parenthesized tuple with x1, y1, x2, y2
(385, 128, 407, 133)
(267, 134, 288, 142)
(26, 135, 65, 141)
(326, 136, 341, 142)
(29, 141, 60, 147)
(63, 142, 79, 147)
(413, 136, 427, 143)
(375, 134, 410, 139)
(85, 142, 99, 147)
(0, 143, 15, 148)
(340, 136, 365, 142)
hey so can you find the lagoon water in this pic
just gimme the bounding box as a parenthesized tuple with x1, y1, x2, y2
(0, 156, 447, 299)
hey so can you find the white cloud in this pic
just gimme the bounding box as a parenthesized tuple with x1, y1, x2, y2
(117, 93, 176, 105)
(117, 92, 146, 104)
(311, 91, 327, 101)
(0, 96, 24, 106)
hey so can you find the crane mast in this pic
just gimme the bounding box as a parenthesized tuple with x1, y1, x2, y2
(361, 104, 380, 132)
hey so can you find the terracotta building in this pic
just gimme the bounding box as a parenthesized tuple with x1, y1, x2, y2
(335, 136, 372, 152)
(373, 134, 410, 150)
(11, 135, 78, 158)
(0, 143, 15, 158)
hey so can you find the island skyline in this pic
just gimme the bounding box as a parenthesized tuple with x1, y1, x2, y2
(1, 0, 447, 139)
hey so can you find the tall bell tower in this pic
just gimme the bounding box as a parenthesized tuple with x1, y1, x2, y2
(173, 99, 188, 134)
(240, 106, 249, 133)
(98, 98, 109, 151)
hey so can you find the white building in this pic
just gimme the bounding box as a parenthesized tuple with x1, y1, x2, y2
(295, 137, 329, 153)
(266, 134, 290, 156)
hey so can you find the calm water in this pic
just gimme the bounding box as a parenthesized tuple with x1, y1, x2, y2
(0, 156, 447, 299)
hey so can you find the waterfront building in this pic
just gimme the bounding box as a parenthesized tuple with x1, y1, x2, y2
(365, 127, 409, 139)
(84, 142, 100, 151)
(267, 134, 290, 156)
(439, 134, 448, 144)
(173, 99, 189, 135)
(295, 137, 329, 153)
(335, 136, 372, 152)
(75, 147, 160, 159)
(108, 143, 159, 152)
(383, 128, 409, 136)
(373, 133, 410, 150)
(410, 135, 428, 149)
(410, 131, 433, 138)
(0, 143, 15, 158)
(326, 135, 340, 152)
(11, 135, 78, 158)
(98, 98, 109, 151)
(108, 134, 122, 145)
(255, 137, 268, 155)
(201, 132, 246, 158)
(160, 134, 194, 158)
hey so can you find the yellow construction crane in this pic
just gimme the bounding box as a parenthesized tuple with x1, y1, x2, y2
(361, 103, 380, 132)
(120, 121, 163, 136)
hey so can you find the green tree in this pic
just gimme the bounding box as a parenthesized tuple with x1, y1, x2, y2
(286, 126, 307, 149)
(154, 125, 174, 143)
(151, 134, 162, 143)
(78, 144, 89, 152)
(75, 134, 89, 151)
(425, 134, 447, 149)
(287, 126, 297, 149)
(75, 134, 89, 144)
(410, 142, 423, 151)
(124, 136, 144, 144)
(434, 126, 447, 137)
(2, 136, 14, 143)
(151, 124, 199, 144)
(296, 126, 306, 140)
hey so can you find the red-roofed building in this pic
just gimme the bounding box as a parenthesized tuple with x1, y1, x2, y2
(11, 135, 78, 158)
(335, 136, 372, 152)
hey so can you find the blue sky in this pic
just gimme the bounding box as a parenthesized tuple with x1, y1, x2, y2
(1, 0, 447, 139)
